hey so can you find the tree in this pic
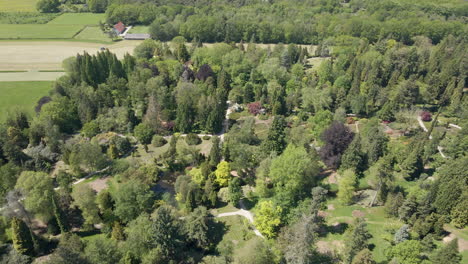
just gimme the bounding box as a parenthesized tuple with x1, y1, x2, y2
(338, 169, 357, 205)
(109, 179, 155, 223)
(81, 121, 100, 138)
(209, 136, 222, 167)
(254, 200, 282, 239)
(308, 110, 333, 140)
(46, 233, 89, 264)
(15, 171, 54, 221)
(151, 205, 184, 258)
(387, 240, 423, 264)
(123, 214, 154, 260)
(320, 121, 354, 169)
(340, 135, 365, 174)
(343, 218, 372, 263)
(268, 144, 320, 208)
(71, 184, 101, 227)
(394, 224, 410, 244)
(184, 206, 214, 251)
(261, 116, 287, 154)
(11, 217, 34, 256)
(351, 249, 375, 264)
(52, 193, 69, 234)
(111, 222, 125, 241)
(134, 123, 154, 151)
(214, 161, 231, 187)
(87, 0, 108, 13)
(36, 0, 60, 13)
(85, 236, 121, 264)
(228, 177, 242, 206)
(430, 239, 461, 264)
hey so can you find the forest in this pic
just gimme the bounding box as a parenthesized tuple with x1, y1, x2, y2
(0, 0, 467, 263)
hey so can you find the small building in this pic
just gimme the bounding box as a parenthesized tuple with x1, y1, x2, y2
(113, 22, 126, 34)
(124, 33, 151, 40)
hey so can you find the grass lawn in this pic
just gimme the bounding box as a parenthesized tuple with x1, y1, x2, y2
(0, 24, 84, 39)
(215, 215, 256, 251)
(0, 0, 37, 12)
(74, 26, 111, 42)
(48, 13, 105, 25)
(129, 26, 149, 34)
(0, 81, 52, 121)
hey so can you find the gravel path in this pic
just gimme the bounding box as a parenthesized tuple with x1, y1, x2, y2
(417, 116, 447, 158)
(216, 200, 264, 238)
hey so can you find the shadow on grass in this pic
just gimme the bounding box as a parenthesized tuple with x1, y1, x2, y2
(75, 229, 101, 238)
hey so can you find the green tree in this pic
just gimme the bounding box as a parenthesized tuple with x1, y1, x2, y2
(71, 184, 101, 227)
(52, 193, 68, 234)
(85, 236, 121, 264)
(134, 123, 154, 152)
(254, 200, 282, 239)
(151, 205, 184, 258)
(430, 239, 461, 264)
(228, 177, 242, 206)
(351, 249, 375, 264)
(11, 217, 35, 256)
(261, 116, 287, 154)
(209, 136, 222, 167)
(340, 135, 365, 174)
(214, 161, 231, 187)
(111, 222, 125, 241)
(184, 206, 214, 251)
(109, 179, 155, 223)
(45, 233, 88, 264)
(81, 121, 100, 138)
(308, 110, 333, 141)
(387, 240, 423, 264)
(36, 0, 60, 13)
(15, 171, 54, 221)
(123, 214, 153, 260)
(344, 218, 372, 263)
(338, 169, 357, 205)
(87, 0, 108, 13)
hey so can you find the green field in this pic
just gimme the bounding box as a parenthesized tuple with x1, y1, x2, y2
(0, 24, 84, 39)
(48, 13, 105, 25)
(0, 81, 52, 121)
(0, 0, 37, 12)
(75, 26, 110, 42)
(129, 26, 149, 34)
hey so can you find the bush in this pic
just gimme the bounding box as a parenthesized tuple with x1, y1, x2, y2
(185, 133, 201, 145)
(152, 135, 167, 147)
(248, 102, 262, 115)
(202, 135, 211, 140)
(420, 111, 432, 122)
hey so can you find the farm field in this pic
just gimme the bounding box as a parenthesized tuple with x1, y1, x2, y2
(128, 26, 149, 34)
(74, 26, 110, 42)
(0, 41, 143, 71)
(0, 24, 83, 39)
(0, 0, 37, 12)
(0, 71, 64, 81)
(48, 13, 105, 25)
(0, 81, 52, 121)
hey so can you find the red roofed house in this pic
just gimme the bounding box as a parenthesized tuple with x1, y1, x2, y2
(113, 21, 126, 35)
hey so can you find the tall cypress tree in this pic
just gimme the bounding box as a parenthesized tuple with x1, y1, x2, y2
(209, 136, 222, 167)
(52, 193, 69, 234)
(11, 217, 35, 256)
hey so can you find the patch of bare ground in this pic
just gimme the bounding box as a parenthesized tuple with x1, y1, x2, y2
(352, 210, 365, 218)
(443, 233, 468, 252)
(88, 176, 110, 193)
(316, 240, 344, 254)
(318, 210, 329, 218)
(327, 204, 335, 211)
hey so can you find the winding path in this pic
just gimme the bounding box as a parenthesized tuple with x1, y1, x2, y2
(216, 201, 264, 238)
(416, 116, 462, 159)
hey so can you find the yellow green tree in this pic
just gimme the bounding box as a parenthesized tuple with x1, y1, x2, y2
(214, 161, 231, 187)
(254, 200, 282, 239)
(338, 169, 357, 205)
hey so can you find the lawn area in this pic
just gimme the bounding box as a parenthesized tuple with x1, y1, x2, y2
(0, 0, 37, 12)
(129, 26, 149, 34)
(74, 26, 111, 42)
(48, 13, 105, 25)
(215, 215, 256, 252)
(0, 81, 52, 121)
(0, 24, 84, 39)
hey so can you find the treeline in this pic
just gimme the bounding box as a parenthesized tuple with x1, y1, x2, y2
(97, 0, 468, 44)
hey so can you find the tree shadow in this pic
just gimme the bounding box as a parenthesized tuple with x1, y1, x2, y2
(208, 220, 228, 254)
(320, 222, 349, 237)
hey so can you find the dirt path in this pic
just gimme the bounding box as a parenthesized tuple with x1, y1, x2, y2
(417, 116, 447, 158)
(216, 200, 264, 238)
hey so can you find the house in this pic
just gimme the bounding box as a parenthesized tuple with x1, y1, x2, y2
(113, 22, 126, 34)
(124, 33, 151, 40)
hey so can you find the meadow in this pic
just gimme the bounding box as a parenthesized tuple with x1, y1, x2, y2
(48, 13, 105, 25)
(0, 0, 37, 12)
(0, 24, 83, 39)
(0, 81, 52, 121)
(74, 26, 111, 42)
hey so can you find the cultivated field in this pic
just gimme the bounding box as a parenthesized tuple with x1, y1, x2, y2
(0, 81, 52, 121)
(0, 71, 64, 81)
(0, 0, 37, 12)
(47, 13, 105, 25)
(0, 41, 143, 70)
(75, 26, 110, 42)
(0, 24, 83, 39)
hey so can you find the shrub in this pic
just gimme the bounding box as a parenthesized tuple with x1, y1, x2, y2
(248, 102, 262, 115)
(420, 111, 432, 122)
(152, 135, 167, 147)
(185, 133, 201, 145)
(202, 135, 211, 140)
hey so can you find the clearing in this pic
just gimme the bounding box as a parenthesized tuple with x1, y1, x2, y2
(0, 41, 143, 71)
(47, 13, 105, 25)
(0, 81, 52, 121)
(0, 0, 36, 12)
(0, 24, 84, 39)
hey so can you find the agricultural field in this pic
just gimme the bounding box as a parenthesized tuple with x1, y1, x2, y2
(0, 0, 37, 12)
(0, 81, 52, 121)
(74, 26, 110, 42)
(0, 24, 83, 39)
(48, 13, 105, 25)
(128, 26, 149, 34)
